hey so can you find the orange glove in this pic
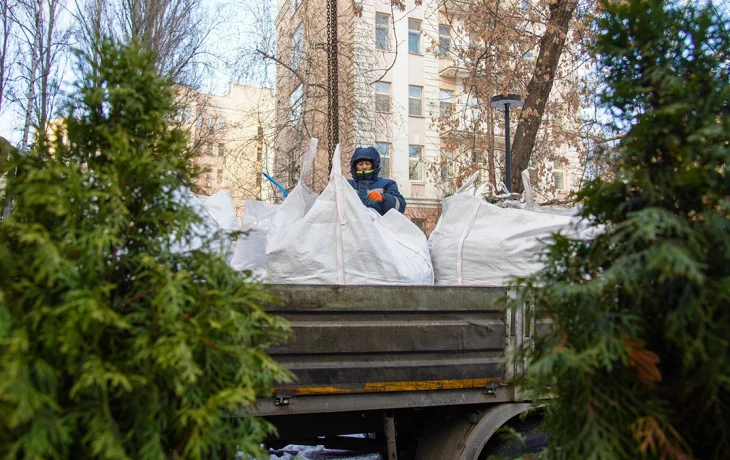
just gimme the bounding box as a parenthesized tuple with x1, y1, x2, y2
(367, 191, 383, 203)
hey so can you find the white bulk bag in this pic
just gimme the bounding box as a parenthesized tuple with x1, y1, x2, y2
(172, 189, 238, 259)
(196, 190, 240, 233)
(429, 173, 593, 286)
(229, 200, 279, 277)
(266, 139, 433, 285)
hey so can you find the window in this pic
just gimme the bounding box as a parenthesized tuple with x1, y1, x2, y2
(408, 19, 421, 54)
(195, 116, 202, 129)
(471, 149, 482, 165)
(375, 142, 390, 178)
(440, 151, 454, 182)
(439, 89, 453, 116)
(218, 117, 226, 130)
(290, 84, 303, 125)
(409, 145, 424, 181)
(553, 161, 567, 190)
(521, 0, 530, 11)
(206, 172, 214, 187)
(204, 142, 214, 156)
(376, 14, 389, 50)
(375, 82, 391, 113)
(408, 86, 423, 117)
(469, 32, 479, 48)
(218, 143, 225, 157)
(208, 115, 215, 129)
(438, 25, 451, 55)
(291, 23, 304, 70)
(292, 0, 300, 16)
(467, 94, 481, 123)
(217, 168, 224, 185)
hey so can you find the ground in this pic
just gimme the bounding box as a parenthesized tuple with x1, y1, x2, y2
(267, 445, 382, 460)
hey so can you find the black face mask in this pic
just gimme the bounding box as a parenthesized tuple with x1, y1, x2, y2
(354, 168, 376, 181)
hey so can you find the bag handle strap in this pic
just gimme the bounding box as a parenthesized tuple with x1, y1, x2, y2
(329, 141, 343, 178)
(456, 172, 480, 195)
(298, 138, 319, 186)
(475, 181, 489, 196)
(522, 169, 541, 212)
(330, 143, 346, 284)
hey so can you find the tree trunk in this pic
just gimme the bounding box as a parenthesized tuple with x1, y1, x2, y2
(21, 4, 42, 150)
(40, 0, 52, 134)
(509, 0, 578, 192)
(0, 0, 13, 115)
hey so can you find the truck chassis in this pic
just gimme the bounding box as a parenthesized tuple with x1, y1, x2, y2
(254, 285, 546, 459)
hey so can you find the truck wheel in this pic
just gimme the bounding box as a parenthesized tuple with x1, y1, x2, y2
(415, 403, 537, 460)
(478, 419, 547, 459)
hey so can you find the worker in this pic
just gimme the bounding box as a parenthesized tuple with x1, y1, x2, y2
(348, 146, 406, 215)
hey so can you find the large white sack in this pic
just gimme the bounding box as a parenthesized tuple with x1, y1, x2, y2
(521, 169, 579, 217)
(172, 189, 238, 259)
(429, 174, 593, 286)
(266, 140, 433, 285)
(230, 200, 279, 277)
(196, 190, 240, 233)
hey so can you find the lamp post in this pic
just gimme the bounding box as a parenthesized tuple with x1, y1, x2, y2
(490, 94, 522, 193)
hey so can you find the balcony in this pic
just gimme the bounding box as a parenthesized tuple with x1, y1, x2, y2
(440, 0, 471, 16)
(439, 123, 478, 140)
(438, 56, 472, 79)
(437, 106, 482, 138)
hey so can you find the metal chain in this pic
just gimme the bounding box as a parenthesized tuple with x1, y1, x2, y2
(327, 0, 339, 174)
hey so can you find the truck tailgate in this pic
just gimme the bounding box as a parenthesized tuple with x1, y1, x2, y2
(255, 285, 514, 416)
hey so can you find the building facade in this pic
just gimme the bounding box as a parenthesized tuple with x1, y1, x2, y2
(178, 85, 277, 216)
(275, 0, 583, 233)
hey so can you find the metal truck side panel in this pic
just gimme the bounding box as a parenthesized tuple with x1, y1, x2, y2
(260, 285, 509, 413)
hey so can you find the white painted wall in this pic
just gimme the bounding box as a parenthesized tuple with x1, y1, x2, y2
(351, 0, 584, 206)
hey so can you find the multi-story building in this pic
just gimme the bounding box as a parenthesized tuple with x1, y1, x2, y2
(178, 85, 277, 216)
(274, 0, 583, 233)
(39, 86, 277, 219)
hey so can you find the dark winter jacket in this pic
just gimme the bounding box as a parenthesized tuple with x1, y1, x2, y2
(347, 147, 406, 215)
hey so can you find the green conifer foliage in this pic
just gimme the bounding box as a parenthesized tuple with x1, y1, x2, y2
(514, 0, 730, 458)
(0, 40, 290, 459)
(0, 137, 15, 174)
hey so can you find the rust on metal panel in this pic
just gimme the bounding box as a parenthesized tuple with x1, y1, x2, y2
(277, 355, 504, 386)
(272, 377, 505, 396)
(254, 386, 515, 416)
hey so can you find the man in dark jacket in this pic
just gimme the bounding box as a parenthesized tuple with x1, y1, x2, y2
(348, 146, 406, 215)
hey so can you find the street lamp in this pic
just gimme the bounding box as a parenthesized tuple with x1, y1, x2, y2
(490, 94, 522, 193)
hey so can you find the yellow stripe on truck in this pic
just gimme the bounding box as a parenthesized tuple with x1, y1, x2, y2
(272, 377, 504, 396)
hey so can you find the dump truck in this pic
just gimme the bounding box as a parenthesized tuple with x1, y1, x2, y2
(254, 285, 549, 459)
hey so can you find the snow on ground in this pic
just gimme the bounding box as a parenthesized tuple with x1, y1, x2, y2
(268, 445, 382, 460)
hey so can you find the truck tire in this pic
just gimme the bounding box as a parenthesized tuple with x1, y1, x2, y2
(479, 419, 547, 459)
(415, 404, 536, 460)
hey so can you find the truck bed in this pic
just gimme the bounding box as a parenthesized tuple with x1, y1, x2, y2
(255, 285, 521, 416)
